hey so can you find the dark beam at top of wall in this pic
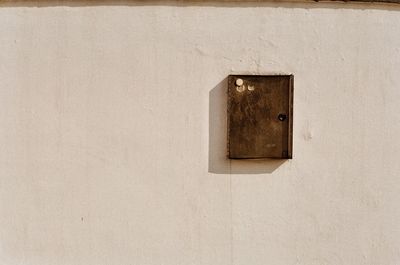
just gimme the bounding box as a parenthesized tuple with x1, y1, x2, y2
(318, 0, 400, 3)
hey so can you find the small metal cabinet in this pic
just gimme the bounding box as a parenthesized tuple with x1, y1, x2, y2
(228, 75, 293, 159)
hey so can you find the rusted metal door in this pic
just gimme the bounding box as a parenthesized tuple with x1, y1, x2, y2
(228, 75, 293, 159)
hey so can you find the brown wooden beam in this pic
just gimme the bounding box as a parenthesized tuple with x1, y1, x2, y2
(314, 0, 400, 3)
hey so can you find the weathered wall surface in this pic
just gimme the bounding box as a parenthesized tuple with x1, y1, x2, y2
(1, 1, 400, 265)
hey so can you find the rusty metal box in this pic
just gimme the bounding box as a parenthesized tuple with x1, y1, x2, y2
(228, 75, 293, 159)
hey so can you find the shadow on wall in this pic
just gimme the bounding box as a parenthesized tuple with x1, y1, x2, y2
(1, 0, 400, 10)
(208, 78, 286, 174)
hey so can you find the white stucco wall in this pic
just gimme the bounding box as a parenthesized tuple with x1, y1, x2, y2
(1, 1, 400, 265)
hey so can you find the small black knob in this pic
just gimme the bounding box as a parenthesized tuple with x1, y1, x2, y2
(278, 114, 287, 121)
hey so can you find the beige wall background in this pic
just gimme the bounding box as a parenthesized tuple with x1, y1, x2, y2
(1, 1, 400, 265)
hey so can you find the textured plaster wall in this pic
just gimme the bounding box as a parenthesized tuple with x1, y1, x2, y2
(1, 1, 400, 265)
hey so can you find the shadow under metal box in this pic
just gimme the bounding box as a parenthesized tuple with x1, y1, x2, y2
(228, 75, 293, 159)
